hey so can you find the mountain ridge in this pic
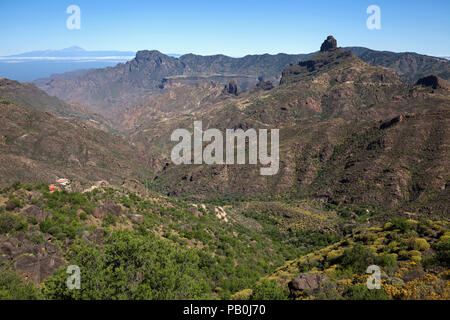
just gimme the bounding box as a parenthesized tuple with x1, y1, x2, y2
(34, 45, 450, 120)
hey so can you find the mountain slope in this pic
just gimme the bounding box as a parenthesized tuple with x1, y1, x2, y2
(0, 36, 449, 301)
(34, 50, 188, 116)
(117, 82, 232, 131)
(234, 218, 450, 300)
(0, 183, 341, 299)
(0, 99, 153, 187)
(0, 78, 91, 120)
(349, 47, 450, 84)
(130, 39, 450, 216)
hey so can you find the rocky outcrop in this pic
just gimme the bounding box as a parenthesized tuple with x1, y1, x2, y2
(320, 36, 338, 52)
(256, 80, 274, 91)
(416, 75, 450, 90)
(288, 274, 328, 295)
(128, 214, 144, 224)
(14, 254, 65, 283)
(223, 81, 238, 96)
(80, 229, 104, 245)
(92, 207, 106, 219)
(380, 115, 405, 130)
(92, 199, 122, 219)
(23, 205, 52, 223)
(104, 199, 122, 216)
(0, 235, 65, 283)
(5, 201, 19, 211)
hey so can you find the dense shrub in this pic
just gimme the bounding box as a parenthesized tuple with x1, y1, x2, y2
(0, 269, 42, 300)
(39, 214, 81, 240)
(390, 218, 412, 232)
(433, 238, 450, 267)
(413, 238, 430, 251)
(43, 231, 211, 300)
(29, 232, 45, 245)
(102, 214, 118, 227)
(339, 245, 378, 273)
(12, 181, 22, 190)
(250, 279, 288, 300)
(377, 253, 397, 268)
(0, 212, 27, 234)
(417, 221, 432, 236)
(346, 284, 389, 300)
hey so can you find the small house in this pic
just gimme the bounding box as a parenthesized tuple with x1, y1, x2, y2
(56, 178, 70, 186)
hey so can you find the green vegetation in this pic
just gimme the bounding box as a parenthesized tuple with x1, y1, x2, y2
(0, 210, 27, 235)
(236, 217, 450, 300)
(0, 182, 448, 301)
(43, 231, 210, 299)
(0, 269, 42, 300)
(1, 37, 449, 302)
(431, 238, 450, 268)
(346, 284, 389, 300)
(338, 245, 378, 273)
(390, 218, 412, 232)
(250, 279, 288, 300)
(0, 184, 340, 300)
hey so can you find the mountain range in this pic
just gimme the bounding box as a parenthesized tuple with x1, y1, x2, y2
(4, 46, 135, 58)
(125, 41, 449, 217)
(0, 47, 133, 83)
(33, 46, 450, 121)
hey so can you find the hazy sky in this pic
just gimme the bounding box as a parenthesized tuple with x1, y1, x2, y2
(0, 0, 449, 57)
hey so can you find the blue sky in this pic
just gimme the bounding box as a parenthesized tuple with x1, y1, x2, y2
(0, 0, 449, 57)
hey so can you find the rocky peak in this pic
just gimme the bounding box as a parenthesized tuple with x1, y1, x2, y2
(320, 36, 338, 52)
(279, 35, 404, 89)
